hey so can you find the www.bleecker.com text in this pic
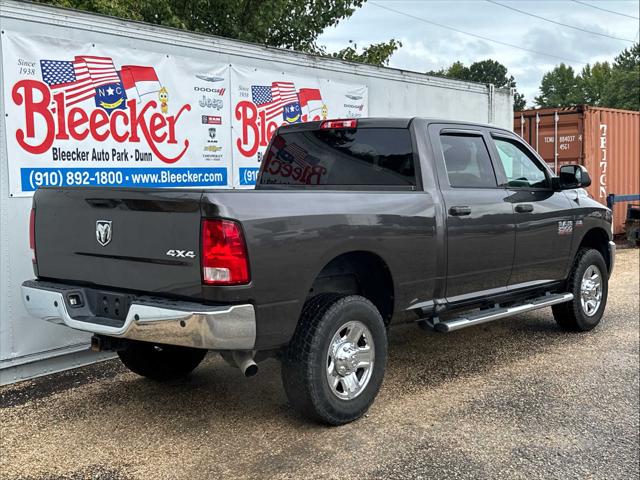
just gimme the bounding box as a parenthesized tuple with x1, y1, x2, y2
(51, 147, 153, 162)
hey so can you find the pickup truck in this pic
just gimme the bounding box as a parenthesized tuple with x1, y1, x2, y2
(22, 117, 615, 425)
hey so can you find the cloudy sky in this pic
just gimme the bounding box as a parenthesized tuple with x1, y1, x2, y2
(318, 0, 640, 106)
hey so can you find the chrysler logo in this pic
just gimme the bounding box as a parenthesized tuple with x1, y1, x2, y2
(96, 220, 112, 247)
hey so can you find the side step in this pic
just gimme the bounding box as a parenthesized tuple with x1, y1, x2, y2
(430, 293, 574, 333)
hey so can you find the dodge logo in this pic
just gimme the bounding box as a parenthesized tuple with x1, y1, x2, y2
(96, 220, 112, 246)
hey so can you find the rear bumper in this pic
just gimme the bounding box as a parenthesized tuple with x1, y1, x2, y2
(21, 280, 255, 350)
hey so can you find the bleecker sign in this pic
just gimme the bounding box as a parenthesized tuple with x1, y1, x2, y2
(230, 66, 368, 188)
(13, 80, 191, 163)
(2, 32, 232, 196)
(2, 32, 368, 195)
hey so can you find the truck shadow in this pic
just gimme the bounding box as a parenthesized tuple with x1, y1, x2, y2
(3, 308, 610, 431)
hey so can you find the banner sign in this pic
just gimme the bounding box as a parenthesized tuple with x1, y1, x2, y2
(2, 32, 368, 196)
(2, 32, 231, 196)
(231, 66, 368, 187)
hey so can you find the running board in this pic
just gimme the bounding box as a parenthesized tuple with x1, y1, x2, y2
(431, 293, 574, 333)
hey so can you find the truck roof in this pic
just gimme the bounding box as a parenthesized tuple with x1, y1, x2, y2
(278, 117, 514, 134)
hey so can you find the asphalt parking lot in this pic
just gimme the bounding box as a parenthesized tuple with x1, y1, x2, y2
(1, 248, 638, 480)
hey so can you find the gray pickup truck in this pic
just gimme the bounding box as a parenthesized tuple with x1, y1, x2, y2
(22, 117, 615, 425)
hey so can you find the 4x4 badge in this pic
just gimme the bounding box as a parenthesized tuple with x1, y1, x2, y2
(96, 220, 112, 246)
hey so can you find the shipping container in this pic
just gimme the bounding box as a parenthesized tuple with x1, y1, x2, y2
(515, 106, 639, 234)
(0, 0, 514, 384)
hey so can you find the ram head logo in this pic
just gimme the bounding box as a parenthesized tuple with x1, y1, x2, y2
(96, 220, 112, 247)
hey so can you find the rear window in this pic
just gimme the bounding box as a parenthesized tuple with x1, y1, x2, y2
(258, 128, 416, 187)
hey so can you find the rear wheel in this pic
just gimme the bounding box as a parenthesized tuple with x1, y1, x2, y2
(281, 294, 388, 425)
(117, 340, 207, 381)
(552, 248, 608, 332)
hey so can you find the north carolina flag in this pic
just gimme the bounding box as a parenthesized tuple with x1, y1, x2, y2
(298, 88, 323, 120)
(119, 65, 161, 102)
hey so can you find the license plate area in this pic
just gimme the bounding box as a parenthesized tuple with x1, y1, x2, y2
(90, 291, 131, 322)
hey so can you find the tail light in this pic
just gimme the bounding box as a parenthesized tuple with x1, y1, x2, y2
(29, 208, 36, 263)
(201, 219, 250, 285)
(320, 119, 358, 129)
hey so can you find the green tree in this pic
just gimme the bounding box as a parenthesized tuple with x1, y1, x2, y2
(534, 63, 584, 107)
(602, 43, 639, 110)
(330, 39, 402, 66)
(428, 59, 526, 111)
(578, 62, 612, 106)
(37, 0, 399, 66)
(535, 43, 639, 111)
(612, 42, 640, 70)
(427, 61, 469, 80)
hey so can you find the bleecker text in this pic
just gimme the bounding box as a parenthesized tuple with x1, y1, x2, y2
(235, 101, 323, 158)
(12, 80, 191, 164)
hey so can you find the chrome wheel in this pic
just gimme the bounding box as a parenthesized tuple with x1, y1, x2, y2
(580, 265, 603, 317)
(326, 320, 375, 400)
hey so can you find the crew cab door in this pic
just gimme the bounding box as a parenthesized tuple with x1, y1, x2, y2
(429, 125, 516, 302)
(487, 132, 574, 287)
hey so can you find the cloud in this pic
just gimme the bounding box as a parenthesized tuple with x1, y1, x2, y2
(318, 0, 639, 107)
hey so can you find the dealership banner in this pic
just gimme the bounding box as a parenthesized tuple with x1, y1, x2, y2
(2, 31, 232, 196)
(2, 32, 368, 195)
(230, 66, 368, 187)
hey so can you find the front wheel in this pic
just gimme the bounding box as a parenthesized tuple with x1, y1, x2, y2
(281, 294, 388, 425)
(117, 340, 207, 381)
(552, 248, 609, 331)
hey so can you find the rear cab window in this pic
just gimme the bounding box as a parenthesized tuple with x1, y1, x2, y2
(257, 126, 416, 188)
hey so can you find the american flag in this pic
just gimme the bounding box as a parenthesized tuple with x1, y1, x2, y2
(40, 56, 120, 108)
(251, 81, 299, 121)
(41, 58, 95, 107)
(80, 56, 121, 88)
(282, 142, 312, 169)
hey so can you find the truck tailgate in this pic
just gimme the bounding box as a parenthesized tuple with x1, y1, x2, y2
(33, 188, 204, 296)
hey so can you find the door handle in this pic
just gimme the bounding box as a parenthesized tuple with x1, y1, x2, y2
(449, 206, 471, 216)
(515, 204, 534, 213)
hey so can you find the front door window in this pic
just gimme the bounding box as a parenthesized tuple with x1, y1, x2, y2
(494, 138, 549, 189)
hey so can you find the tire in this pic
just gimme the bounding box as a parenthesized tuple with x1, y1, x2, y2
(281, 294, 388, 425)
(552, 248, 609, 332)
(117, 340, 207, 381)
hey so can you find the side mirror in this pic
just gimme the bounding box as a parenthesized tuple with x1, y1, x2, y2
(555, 164, 592, 190)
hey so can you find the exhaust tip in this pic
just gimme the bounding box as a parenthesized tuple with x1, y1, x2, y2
(244, 364, 259, 377)
(232, 351, 258, 377)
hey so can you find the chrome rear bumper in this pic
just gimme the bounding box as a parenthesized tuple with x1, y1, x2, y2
(21, 281, 255, 350)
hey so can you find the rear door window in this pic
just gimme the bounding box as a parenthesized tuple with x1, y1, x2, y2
(440, 134, 497, 188)
(259, 128, 416, 187)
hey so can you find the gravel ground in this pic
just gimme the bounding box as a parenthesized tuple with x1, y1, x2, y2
(1, 249, 638, 480)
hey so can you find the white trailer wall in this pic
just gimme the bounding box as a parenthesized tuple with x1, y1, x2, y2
(0, 0, 512, 384)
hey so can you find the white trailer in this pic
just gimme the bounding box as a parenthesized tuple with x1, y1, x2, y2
(0, 0, 513, 384)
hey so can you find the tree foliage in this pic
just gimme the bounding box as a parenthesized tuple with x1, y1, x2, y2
(330, 39, 402, 66)
(534, 63, 583, 107)
(37, 0, 399, 66)
(601, 43, 639, 111)
(579, 62, 612, 106)
(535, 43, 639, 111)
(427, 59, 527, 111)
